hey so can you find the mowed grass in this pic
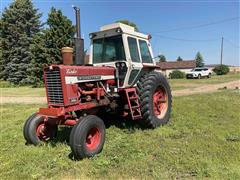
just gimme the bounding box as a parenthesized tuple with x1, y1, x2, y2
(169, 73, 240, 90)
(0, 90, 240, 179)
(0, 87, 45, 97)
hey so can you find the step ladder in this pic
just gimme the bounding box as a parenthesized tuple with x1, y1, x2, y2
(125, 88, 142, 120)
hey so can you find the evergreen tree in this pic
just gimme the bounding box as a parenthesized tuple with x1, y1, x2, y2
(44, 7, 75, 65)
(29, 7, 75, 86)
(1, 0, 42, 84)
(158, 55, 166, 62)
(195, 52, 204, 67)
(177, 56, 183, 61)
(116, 19, 139, 31)
(28, 31, 49, 86)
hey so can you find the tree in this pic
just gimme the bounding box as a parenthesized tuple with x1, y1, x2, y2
(116, 19, 139, 31)
(158, 55, 166, 62)
(44, 7, 75, 65)
(29, 7, 75, 86)
(177, 56, 183, 61)
(1, 0, 42, 84)
(195, 52, 204, 67)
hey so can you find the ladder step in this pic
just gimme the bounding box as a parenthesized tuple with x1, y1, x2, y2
(133, 115, 142, 119)
(131, 106, 140, 109)
(129, 96, 138, 100)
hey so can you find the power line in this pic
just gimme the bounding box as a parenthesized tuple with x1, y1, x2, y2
(151, 34, 221, 42)
(151, 17, 239, 33)
(224, 38, 240, 49)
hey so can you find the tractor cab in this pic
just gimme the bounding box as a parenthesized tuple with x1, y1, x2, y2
(88, 23, 156, 88)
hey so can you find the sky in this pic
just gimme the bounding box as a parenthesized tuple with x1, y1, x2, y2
(1, 0, 239, 66)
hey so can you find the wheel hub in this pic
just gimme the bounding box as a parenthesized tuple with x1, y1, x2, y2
(86, 127, 101, 151)
(153, 87, 168, 119)
(36, 123, 53, 141)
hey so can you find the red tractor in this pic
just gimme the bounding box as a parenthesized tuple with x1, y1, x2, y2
(23, 7, 172, 160)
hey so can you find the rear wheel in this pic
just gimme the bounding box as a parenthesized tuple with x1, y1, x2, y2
(198, 74, 201, 79)
(23, 114, 57, 145)
(136, 72, 172, 128)
(69, 115, 105, 160)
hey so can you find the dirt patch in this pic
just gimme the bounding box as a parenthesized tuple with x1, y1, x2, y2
(0, 80, 239, 104)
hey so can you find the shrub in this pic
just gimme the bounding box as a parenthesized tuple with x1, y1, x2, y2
(213, 65, 230, 75)
(169, 70, 185, 79)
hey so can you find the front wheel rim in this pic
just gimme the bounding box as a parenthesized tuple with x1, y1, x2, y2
(153, 86, 168, 119)
(85, 127, 101, 151)
(36, 122, 54, 141)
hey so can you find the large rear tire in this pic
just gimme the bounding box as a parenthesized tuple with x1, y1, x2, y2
(136, 72, 172, 128)
(23, 114, 57, 145)
(69, 115, 105, 160)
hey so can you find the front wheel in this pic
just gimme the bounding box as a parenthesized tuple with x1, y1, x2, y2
(136, 71, 172, 128)
(198, 74, 201, 79)
(69, 115, 105, 160)
(207, 73, 211, 78)
(23, 114, 58, 145)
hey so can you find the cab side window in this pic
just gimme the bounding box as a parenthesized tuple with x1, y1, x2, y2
(139, 40, 152, 63)
(128, 37, 140, 62)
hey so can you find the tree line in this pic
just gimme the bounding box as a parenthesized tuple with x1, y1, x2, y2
(0, 0, 75, 86)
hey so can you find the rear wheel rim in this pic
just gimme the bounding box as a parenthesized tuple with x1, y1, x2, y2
(85, 127, 101, 151)
(153, 86, 168, 119)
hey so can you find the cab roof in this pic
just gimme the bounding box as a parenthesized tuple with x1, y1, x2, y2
(100, 23, 149, 40)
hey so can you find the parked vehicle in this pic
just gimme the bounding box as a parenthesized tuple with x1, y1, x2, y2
(23, 6, 172, 160)
(186, 67, 211, 79)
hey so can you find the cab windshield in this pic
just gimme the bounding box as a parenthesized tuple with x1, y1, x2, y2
(93, 35, 125, 63)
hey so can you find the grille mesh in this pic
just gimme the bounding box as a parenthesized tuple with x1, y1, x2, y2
(45, 69, 64, 105)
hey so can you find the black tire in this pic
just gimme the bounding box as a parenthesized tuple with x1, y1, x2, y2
(136, 71, 172, 128)
(69, 115, 105, 160)
(207, 73, 211, 78)
(198, 74, 201, 79)
(23, 114, 57, 145)
(23, 113, 37, 143)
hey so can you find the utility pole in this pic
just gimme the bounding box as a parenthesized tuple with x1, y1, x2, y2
(220, 37, 224, 65)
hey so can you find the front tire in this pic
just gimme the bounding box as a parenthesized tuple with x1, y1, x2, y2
(136, 72, 172, 128)
(23, 114, 57, 145)
(69, 115, 105, 160)
(198, 74, 201, 79)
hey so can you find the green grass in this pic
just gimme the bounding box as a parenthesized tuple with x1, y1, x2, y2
(1, 90, 240, 179)
(169, 73, 240, 90)
(0, 87, 45, 97)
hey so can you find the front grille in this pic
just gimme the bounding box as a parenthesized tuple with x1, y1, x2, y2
(45, 68, 64, 105)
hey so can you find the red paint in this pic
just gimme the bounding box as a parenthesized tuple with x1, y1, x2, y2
(85, 127, 101, 151)
(63, 119, 77, 126)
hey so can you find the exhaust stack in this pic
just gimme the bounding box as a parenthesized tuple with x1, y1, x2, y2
(73, 6, 84, 65)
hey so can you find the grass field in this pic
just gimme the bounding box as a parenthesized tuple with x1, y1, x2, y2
(1, 90, 239, 179)
(169, 73, 240, 90)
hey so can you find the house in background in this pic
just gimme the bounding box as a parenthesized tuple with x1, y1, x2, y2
(157, 60, 196, 78)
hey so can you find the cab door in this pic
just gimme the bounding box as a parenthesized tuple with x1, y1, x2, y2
(125, 36, 143, 86)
